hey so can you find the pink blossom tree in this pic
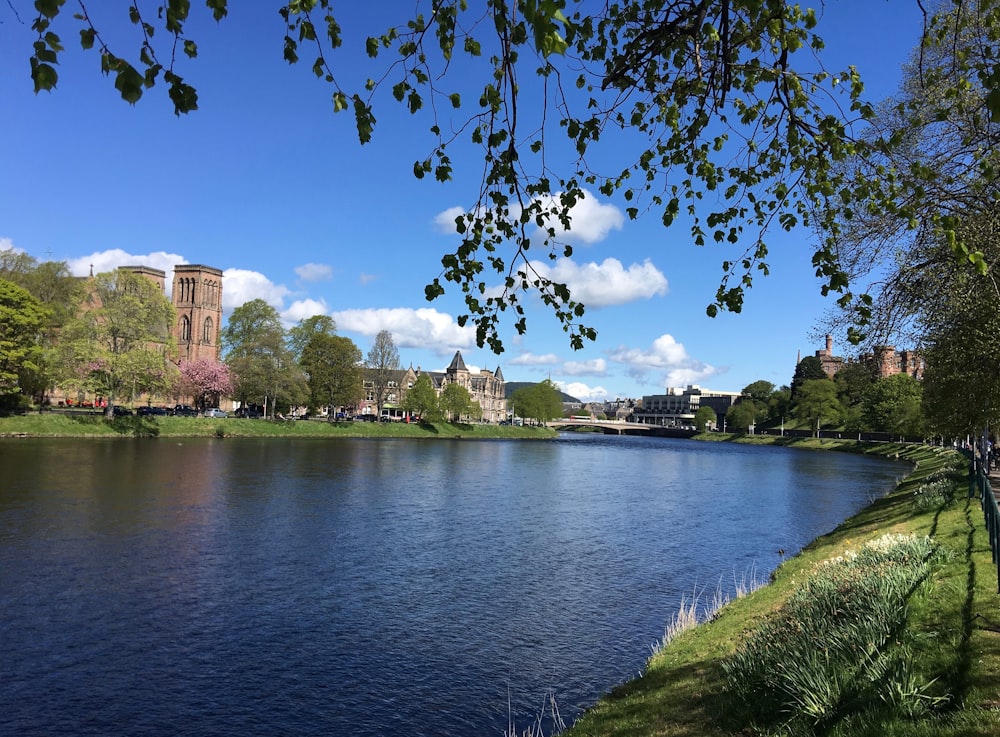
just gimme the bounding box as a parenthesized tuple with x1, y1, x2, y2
(179, 358, 234, 410)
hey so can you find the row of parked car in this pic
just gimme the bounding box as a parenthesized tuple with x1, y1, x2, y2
(119, 404, 230, 418)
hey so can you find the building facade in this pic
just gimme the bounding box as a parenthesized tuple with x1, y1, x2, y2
(634, 385, 742, 428)
(358, 351, 507, 423)
(170, 264, 223, 363)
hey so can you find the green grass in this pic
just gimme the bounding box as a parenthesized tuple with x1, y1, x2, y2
(564, 440, 1000, 737)
(0, 411, 557, 440)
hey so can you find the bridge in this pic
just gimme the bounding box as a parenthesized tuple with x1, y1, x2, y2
(548, 417, 698, 437)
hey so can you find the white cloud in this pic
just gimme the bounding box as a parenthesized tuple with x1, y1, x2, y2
(0, 238, 19, 253)
(294, 263, 333, 282)
(432, 206, 467, 234)
(526, 257, 667, 308)
(65, 248, 188, 294)
(359, 272, 378, 285)
(556, 381, 610, 402)
(282, 298, 330, 325)
(534, 189, 625, 244)
(562, 358, 608, 376)
(608, 334, 718, 389)
(509, 352, 561, 366)
(332, 307, 476, 353)
(432, 188, 623, 244)
(222, 268, 292, 312)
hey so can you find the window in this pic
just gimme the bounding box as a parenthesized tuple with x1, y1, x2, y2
(180, 315, 191, 342)
(203, 317, 213, 344)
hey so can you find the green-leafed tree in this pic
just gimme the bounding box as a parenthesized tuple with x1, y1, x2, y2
(793, 378, 843, 437)
(726, 401, 758, 433)
(440, 382, 473, 423)
(366, 329, 400, 420)
(403, 373, 441, 422)
(56, 270, 175, 417)
(300, 333, 363, 420)
(510, 380, 563, 426)
(288, 314, 337, 362)
(0, 278, 50, 412)
(24, 3, 1000, 350)
(742, 380, 776, 405)
(694, 405, 717, 432)
(791, 356, 828, 399)
(222, 299, 299, 418)
(862, 373, 926, 438)
(767, 385, 792, 426)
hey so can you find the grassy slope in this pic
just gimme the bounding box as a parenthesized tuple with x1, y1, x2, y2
(0, 412, 557, 440)
(565, 439, 1000, 737)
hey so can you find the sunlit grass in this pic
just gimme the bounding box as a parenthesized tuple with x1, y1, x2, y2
(0, 412, 557, 439)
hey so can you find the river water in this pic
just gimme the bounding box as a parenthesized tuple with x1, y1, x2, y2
(0, 433, 909, 736)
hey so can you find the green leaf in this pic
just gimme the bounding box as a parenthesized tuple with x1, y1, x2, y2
(30, 60, 58, 93)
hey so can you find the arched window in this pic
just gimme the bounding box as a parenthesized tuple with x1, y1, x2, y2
(203, 317, 213, 344)
(180, 315, 191, 342)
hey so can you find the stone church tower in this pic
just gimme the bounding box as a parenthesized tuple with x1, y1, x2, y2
(172, 264, 223, 363)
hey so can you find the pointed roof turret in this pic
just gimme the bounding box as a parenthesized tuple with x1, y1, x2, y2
(447, 350, 468, 372)
(494, 365, 505, 381)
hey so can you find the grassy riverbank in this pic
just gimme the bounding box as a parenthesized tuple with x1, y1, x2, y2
(0, 412, 557, 440)
(562, 438, 1000, 737)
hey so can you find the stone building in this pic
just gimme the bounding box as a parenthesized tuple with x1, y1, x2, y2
(803, 335, 924, 381)
(359, 350, 507, 423)
(121, 263, 224, 363)
(814, 334, 845, 378)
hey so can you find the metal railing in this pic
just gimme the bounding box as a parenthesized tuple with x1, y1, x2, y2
(971, 455, 1000, 594)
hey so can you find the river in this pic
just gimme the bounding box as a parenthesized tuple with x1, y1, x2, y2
(0, 433, 909, 736)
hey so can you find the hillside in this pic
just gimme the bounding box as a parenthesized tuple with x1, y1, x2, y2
(504, 381, 580, 403)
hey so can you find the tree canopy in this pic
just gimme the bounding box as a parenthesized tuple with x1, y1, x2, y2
(23, 1, 1000, 353)
(0, 278, 49, 411)
(365, 329, 400, 418)
(56, 269, 176, 417)
(300, 333, 363, 418)
(222, 299, 305, 416)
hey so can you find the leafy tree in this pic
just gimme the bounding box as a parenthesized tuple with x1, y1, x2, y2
(793, 378, 842, 437)
(0, 279, 49, 411)
(510, 380, 563, 425)
(790, 356, 828, 399)
(222, 299, 298, 418)
(820, 0, 1000, 346)
(742, 381, 776, 405)
(862, 373, 926, 438)
(288, 314, 337, 361)
(365, 329, 401, 419)
(25, 3, 1000, 350)
(694, 405, 717, 432)
(767, 385, 792, 426)
(178, 358, 234, 410)
(403, 373, 441, 422)
(726, 401, 758, 433)
(56, 270, 175, 417)
(300, 333, 363, 419)
(440, 382, 474, 422)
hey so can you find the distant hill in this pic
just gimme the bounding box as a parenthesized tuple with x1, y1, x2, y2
(504, 381, 581, 403)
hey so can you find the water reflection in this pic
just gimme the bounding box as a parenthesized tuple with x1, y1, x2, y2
(0, 435, 908, 736)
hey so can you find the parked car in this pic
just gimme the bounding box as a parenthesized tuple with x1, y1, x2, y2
(234, 407, 263, 419)
(173, 405, 198, 417)
(137, 406, 168, 416)
(203, 408, 228, 418)
(112, 405, 133, 417)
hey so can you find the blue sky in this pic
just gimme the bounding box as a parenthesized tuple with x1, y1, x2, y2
(1, 2, 924, 401)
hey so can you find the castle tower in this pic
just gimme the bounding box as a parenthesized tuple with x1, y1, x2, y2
(171, 264, 223, 363)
